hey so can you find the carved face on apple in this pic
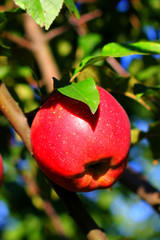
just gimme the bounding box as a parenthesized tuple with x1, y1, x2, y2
(0, 155, 3, 187)
(31, 86, 130, 192)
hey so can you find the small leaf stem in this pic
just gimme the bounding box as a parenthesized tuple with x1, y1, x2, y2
(70, 71, 80, 83)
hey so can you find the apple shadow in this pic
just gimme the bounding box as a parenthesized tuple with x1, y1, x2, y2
(85, 158, 112, 180)
(42, 91, 100, 131)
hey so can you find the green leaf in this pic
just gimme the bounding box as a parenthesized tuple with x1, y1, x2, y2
(0, 8, 24, 24)
(73, 41, 160, 77)
(64, 0, 80, 18)
(0, 45, 11, 57)
(74, 56, 105, 75)
(135, 65, 160, 82)
(58, 78, 100, 114)
(13, 0, 64, 30)
(78, 33, 102, 57)
(102, 41, 160, 57)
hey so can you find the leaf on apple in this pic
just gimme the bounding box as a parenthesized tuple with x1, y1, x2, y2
(57, 78, 100, 114)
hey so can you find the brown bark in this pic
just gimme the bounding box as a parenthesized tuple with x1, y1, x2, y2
(0, 80, 32, 153)
(23, 14, 61, 92)
(120, 166, 160, 214)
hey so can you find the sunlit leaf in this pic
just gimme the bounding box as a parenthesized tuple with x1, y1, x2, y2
(13, 0, 63, 29)
(58, 78, 100, 114)
(64, 0, 80, 18)
(74, 41, 160, 76)
(78, 33, 102, 58)
(73, 56, 105, 75)
(102, 42, 160, 57)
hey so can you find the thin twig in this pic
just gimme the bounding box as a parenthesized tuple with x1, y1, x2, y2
(124, 92, 151, 111)
(70, 9, 102, 26)
(45, 25, 69, 41)
(23, 172, 69, 239)
(2, 31, 32, 49)
(70, 9, 102, 35)
(106, 57, 130, 77)
(43, 200, 69, 239)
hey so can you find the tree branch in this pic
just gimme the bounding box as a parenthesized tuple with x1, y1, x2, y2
(0, 80, 32, 153)
(120, 166, 160, 214)
(69, 9, 102, 35)
(2, 31, 32, 49)
(106, 57, 130, 77)
(45, 25, 69, 41)
(23, 14, 61, 92)
(49, 180, 108, 240)
(70, 9, 102, 26)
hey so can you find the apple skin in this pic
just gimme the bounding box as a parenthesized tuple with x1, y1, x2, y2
(0, 155, 3, 187)
(31, 86, 130, 192)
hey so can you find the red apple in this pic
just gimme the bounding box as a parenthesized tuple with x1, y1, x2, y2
(0, 155, 3, 187)
(31, 86, 130, 192)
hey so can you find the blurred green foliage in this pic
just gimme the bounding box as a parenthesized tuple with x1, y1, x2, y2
(0, 0, 160, 240)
